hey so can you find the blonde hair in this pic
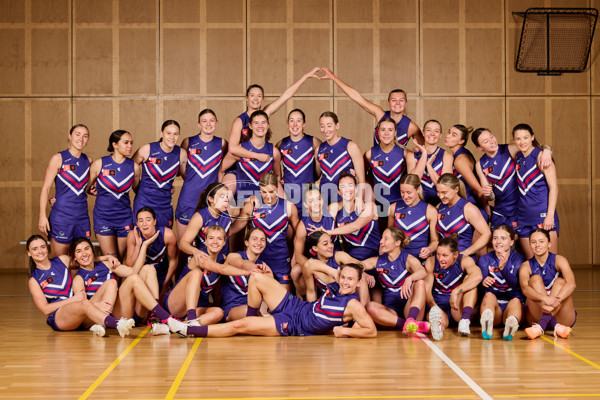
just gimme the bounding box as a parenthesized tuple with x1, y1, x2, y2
(437, 173, 466, 199)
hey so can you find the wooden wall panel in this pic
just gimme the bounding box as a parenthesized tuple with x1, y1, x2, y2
(163, 99, 204, 140)
(73, 99, 114, 156)
(594, 185, 600, 264)
(294, 0, 329, 23)
(421, 0, 458, 23)
(335, 99, 377, 151)
(380, 28, 418, 95)
(249, 0, 286, 23)
(248, 28, 287, 93)
(32, 0, 69, 23)
(32, 29, 70, 95)
(119, 28, 157, 95)
(421, 98, 460, 134)
(207, 0, 244, 23)
(120, 0, 156, 23)
(293, 29, 330, 95)
(119, 99, 157, 146)
(0, 100, 25, 181)
(465, 0, 502, 23)
(552, 98, 589, 180)
(465, 28, 504, 94)
(557, 184, 591, 264)
(336, 29, 374, 94)
(288, 98, 333, 140)
(74, 0, 112, 23)
(162, 29, 200, 95)
(0, 29, 25, 95)
(164, 0, 199, 23)
(506, 27, 545, 95)
(380, 0, 417, 23)
(0, 0, 24, 22)
(465, 98, 505, 143)
(506, 98, 545, 136)
(74, 28, 113, 95)
(422, 29, 460, 94)
(0, 188, 25, 271)
(205, 99, 247, 138)
(336, 0, 373, 23)
(206, 29, 244, 95)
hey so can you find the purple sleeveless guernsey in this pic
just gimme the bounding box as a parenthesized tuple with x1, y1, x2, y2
(177, 246, 224, 307)
(529, 253, 560, 294)
(76, 261, 115, 299)
(238, 112, 251, 139)
(313, 254, 340, 296)
(176, 135, 223, 212)
(134, 142, 180, 215)
(302, 213, 338, 249)
(31, 258, 74, 303)
(336, 207, 380, 260)
(252, 199, 290, 279)
(370, 144, 404, 204)
(478, 250, 524, 299)
(221, 250, 265, 311)
(376, 251, 411, 306)
(317, 137, 353, 202)
(280, 134, 315, 207)
(139, 226, 169, 286)
(432, 255, 464, 304)
(515, 147, 559, 228)
(50, 149, 90, 222)
(452, 147, 480, 207)
(94, 155, 135, 228)
(413, 148, 445, 206)
(437, 197, 473, 252)
(479, 144, 518, 223)
(392, 199, 430, 259)
(235, 140, 274, 202)
(194, 207, 232, 255)
(374, 112, 411, 146)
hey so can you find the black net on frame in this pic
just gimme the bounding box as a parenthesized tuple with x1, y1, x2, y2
(516, 8, 598, 75)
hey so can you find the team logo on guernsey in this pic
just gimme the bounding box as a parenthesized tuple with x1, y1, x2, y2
(318, 153, 328, 160)
(282, 149, 293, 155)
(484, 167, 493, 175)
(102, 169, 116, 176)
(62, 165, 76, 171)
(395, 213, 406, 219)
(241, 128, 249, 137)
(438, 214, 445, 220)
(372, 160, 384, 167)
(189, 148, 202, 155)
(149, 157, 162, 164)
(41, 277, 54, 289)
(377, 268, 390, 274)
(282, 147, 314, 178)
(488, 266, 500, 273)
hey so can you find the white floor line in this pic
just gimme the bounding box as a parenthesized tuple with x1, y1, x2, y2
(417, 333, 493, 400)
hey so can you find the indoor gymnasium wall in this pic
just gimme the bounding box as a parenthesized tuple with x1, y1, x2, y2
(0, 0, 598, 278)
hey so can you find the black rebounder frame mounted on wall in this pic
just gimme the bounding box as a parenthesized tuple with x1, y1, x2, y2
(515, 8, 598, 76)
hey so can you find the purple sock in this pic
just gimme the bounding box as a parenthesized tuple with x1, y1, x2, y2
(395, 317, 406, 329)
(187, 325, 208, 337)
(547, 316, 558, 331)
(186, 309, 197, 322)
(246, 305, 259, 317)
(538, 313, 553, 330)
(461, 306, 473, 320)
(151, 304, 171, 322)
(408, 307, 420, 321)
(104, 315, 118, 329)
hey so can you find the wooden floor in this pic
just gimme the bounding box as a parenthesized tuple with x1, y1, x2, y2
(2, 272, 600, 400)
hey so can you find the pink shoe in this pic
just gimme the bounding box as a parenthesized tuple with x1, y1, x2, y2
(402, 318, 418, 334)
(417, 321, 430, 333)
(554, 323, 572, 339)
(525, 323, 543, 340)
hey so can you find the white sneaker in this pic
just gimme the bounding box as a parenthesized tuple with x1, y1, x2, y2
(458, 319, 471, 336)
(187, 318, 201, 327)
(480, 309, 494, 340)
(89, 324, 106, 337)
(116, 318, 135, 338)
(503, 315, 519, 341)
(428, 306, 443, 341)
(151, 322, 170, 336)
(167, 316, 188, 337)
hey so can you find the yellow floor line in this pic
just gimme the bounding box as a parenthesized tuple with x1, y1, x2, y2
(79, 326, 150, 400)
(541, 335, 600, 370)
(164, 338, 203, 400)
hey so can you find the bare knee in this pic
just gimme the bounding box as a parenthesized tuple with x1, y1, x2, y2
(413, 280, 425, 292)
(528, 274, 544, 290)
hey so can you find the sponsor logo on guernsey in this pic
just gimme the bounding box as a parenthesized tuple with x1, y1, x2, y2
(318, 153, 328, 160)
(189, 148, 202, 155)
(149, 157, 162, 164)
(434, 272, 444, 279)
(102, 169, 115, 176)
(372, 160, 384, 167)
(62, 164, 76, 171)
(282, 149, 293, 155)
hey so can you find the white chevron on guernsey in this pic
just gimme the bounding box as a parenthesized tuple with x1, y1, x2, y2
(58, 167, 90, 196)
(97, 172, 135, 199)
(144, 162, 179, 188)
(187, 150, 222, 178)
(283, 147, 314, 178)
(486, 158, 515, 192)
(517, 165, 544, 195)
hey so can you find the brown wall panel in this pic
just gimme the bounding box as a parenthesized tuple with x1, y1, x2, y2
(422, 28, 460, 94)
(293, 29, 330, 95)
(74, 0, 112, 23)
(75, 28, 113, 95)
(73, 99, 114, 157)
(0, 100, 25, 181)
(465, 0, 502, 23)
(32, 0, 69, 23)
(421, 98, 460, 134)
(506, 27, 545, 95)
(163, 0, 199, 23)
(0, 0, 24, 23)
(163, 99, 204, 140)
(594, 184, 600, 264)
(162, 29, 200, 94)
(506, 98, 545, 138)
(336, 0, 373, 23)
(31, 99, 72, 181)
(552, 98, 589, 180)
(421, 0, 458, 23)
(119, 28, 156, 95)
(465, 98, 504, 142)
(550, 72, 590, 95)
(336, 29, 373, 94)
(0, 188, 25, 271)
(294, 0, 329, 23)
(32, 29, 70, 95)
(380, 28, 418, 95)
(207, 0, 244, 23)
(206, 29, 244, 95)
(380, 0, 417, 23)
(465, 28, 503, 94)
(288, 98, 332, 140)
(205, 99, 247, 140)
(120, 0, 156, 23)
(594, 99, 600, 179)
(249, 0, 286, 23)
(335, 99, 376, 152)
(556, 183, 591, 264)
(0, 29, 25, 95)
(119, 99, 157, 146)
(248, 28, 287, 93)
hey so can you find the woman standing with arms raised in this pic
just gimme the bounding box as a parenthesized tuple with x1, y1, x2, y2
(39, 124, 92, 257)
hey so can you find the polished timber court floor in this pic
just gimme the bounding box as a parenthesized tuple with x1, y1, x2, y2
(1, 273, 600, 400)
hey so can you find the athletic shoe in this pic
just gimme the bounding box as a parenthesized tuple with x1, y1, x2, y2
(503, 316, 519, 341)
(525, 323, 543, 340)
(480, 309, 494, 340)
(417, 321, 431, 333)
(150, 322, 170, 336)
(458, 319, 471, 336)
(428, 306, 443, 341)
(117, 318, 135, 338)
(402, 318, 419, 334)
(554, 323, 572, 339)
(89, 324, 106, 337)
(167, 316, 188, 337)
(188, 318, 201, 327)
